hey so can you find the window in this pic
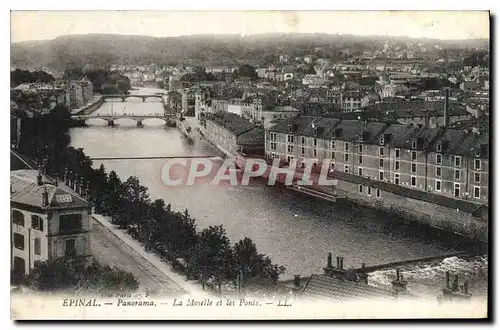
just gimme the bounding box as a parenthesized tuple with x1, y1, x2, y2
(59, 214, 83, 233)
(435, 180, 441, 191)
(65, 239, 76, 258)
(395, 149, 400, 159)
(475, 159, 481, 170)
(436, 143, 442, 152)
(395, 173, 400, 185)
(358, 155, 363, 164)
(14, 233, 24, 250)
(301, 136, 305, 145)
(379, 137, 385, 145)
(411, 176, 416, 187)
(344, 154, 349, 162)
(331, 141, 336, 149)
(454, 156, 461, 167)
(395, 161, 400, 171)
(301, 147, 305, 155)
(379, 171, 384, 181)
(331, 151, 335, 159)
(376, 189, 381, 198)
(287, 135, 294, 143)
(270, 132, 276, 141)
(359, 184, 363, 193)
(379, 159, 384, 168)
(287, 145, 294, 153)
(34, 238, 41, 256)
(358, 168, 363, 176)
(31, 215, 43, 231)
(379, 147, 384, 156)
(345, 142, 349, 152)
(411, 141, 417, 149)
(454, 169, 460, 180)
(411, 151, 417, 161)
(270, 142, 276, 150)
(436, 154, 442, 165)
(436, 167, 441, 177)
(411, 163, 417, 173)
(313, 149, 317, 157)
(474, 186, 480, 199)
(12, 210, 24, 227)
(358, 144, 363, 153)
(344, 165, 349, 173)
(475, 172, 480, 183)
(367, 186, 372, 196)
(454, 183, 460, 197)
(313, 139, 317, 147)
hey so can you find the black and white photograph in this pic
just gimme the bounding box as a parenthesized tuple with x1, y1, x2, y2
(8, 10, 490, 320)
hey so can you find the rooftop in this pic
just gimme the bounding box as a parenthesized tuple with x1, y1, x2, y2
(302, 274, 396, 302)
(11, 169, 88, 210)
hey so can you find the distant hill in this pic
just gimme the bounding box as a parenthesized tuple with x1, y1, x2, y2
(10, 33, 490, 71)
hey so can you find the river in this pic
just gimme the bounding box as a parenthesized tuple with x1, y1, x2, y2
(69, 87, 487, 299)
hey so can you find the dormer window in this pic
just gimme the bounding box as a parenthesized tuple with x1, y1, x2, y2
(436, 143, 442, 152)
(411, 140, 417, 149)
(379, 137, 385, 146)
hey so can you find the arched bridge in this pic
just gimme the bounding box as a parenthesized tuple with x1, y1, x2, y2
(102, 94, 165, 102)
(71, 113, 175, 127)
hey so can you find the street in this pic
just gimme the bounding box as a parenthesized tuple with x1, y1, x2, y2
(91, 220, 186, 296)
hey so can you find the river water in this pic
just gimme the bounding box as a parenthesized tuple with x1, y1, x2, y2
(69, 87, 488, 299)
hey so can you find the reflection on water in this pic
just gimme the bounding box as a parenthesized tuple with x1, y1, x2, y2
(70, 88, 487, 296)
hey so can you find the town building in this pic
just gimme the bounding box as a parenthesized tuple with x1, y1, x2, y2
(201, 112, 265, 156)
(11, 170, 91, 278)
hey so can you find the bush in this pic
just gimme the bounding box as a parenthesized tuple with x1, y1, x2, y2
(23, 259, 139, 293)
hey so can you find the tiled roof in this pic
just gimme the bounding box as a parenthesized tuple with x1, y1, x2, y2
(268, 115, 316, 134)
(206, 112, 255, 135)
(11, 170, 88, 210)
(236, 127, 265, 145)
(303, 274, 396, 301)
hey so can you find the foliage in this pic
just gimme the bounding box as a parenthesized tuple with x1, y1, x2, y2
(233, 64, 258, 80)
(14, 103, 286, 293)
(11, 69, 55, 88)
(24, 259, 139, 293)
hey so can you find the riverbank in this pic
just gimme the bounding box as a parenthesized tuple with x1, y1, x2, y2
(197, 113, 488, 243)
(71, 95, 104, 115)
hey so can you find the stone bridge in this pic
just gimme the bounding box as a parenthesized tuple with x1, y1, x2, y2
(102, 94, 165, 102)
(71, 113, 175, 127)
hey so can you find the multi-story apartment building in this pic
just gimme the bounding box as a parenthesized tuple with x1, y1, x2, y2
(203, 112, 265, 156)
(427, 130, 489, 203)
(340, 91, 362, 112)
(265, 115, 489, 205)
(11, 170, 91, 278)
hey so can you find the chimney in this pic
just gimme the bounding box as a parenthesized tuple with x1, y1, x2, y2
(327, 253, 333, 268)
(396, 268, 401, 281)
(339, 257, 344, 270)
(42, 186, 49, 207)
(294, 275, 301, 288)
(37, 172, 43, 186)
(336, 256, 340, 269)
(443, 88, 450, 127)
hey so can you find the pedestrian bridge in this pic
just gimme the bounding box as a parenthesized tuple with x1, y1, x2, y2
(71, 113, 175, 127)
(102, 94, 164, 102)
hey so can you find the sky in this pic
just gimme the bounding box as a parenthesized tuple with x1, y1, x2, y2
(11, 11, 490, 43)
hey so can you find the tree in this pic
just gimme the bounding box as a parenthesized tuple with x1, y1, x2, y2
(191, 225, 235, 290)
(233, 237, 286, 287)
(234, 64, 258, 80)
(24, 259, 139, 293)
